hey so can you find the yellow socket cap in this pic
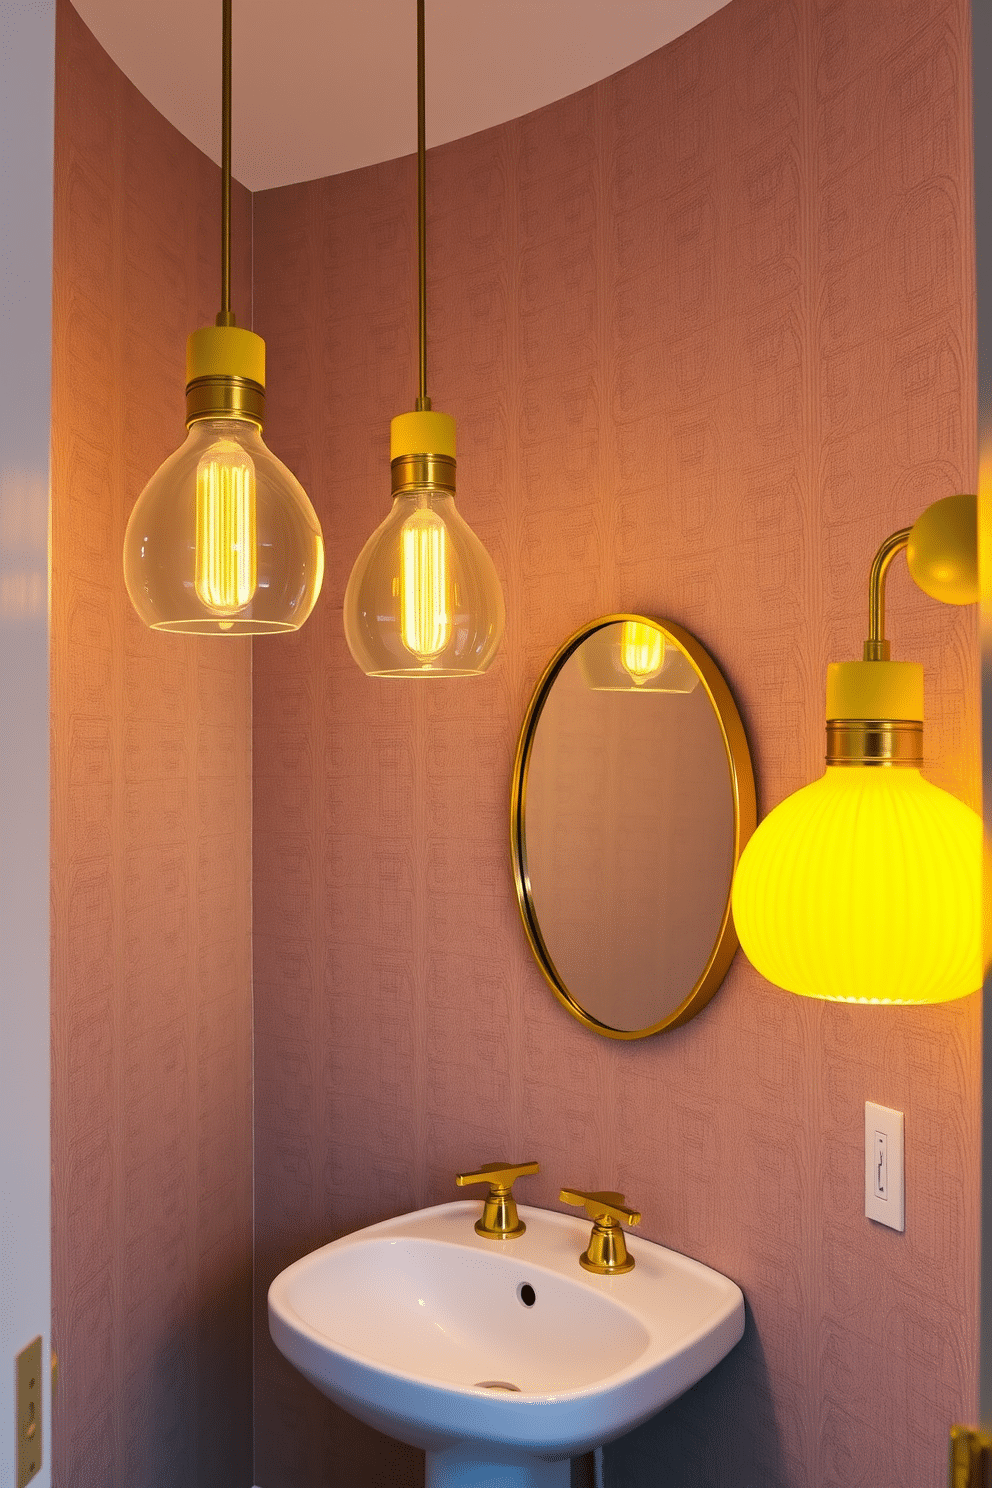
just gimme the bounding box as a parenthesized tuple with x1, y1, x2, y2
(390, 410, 456, 461)
(186, 325, 265, 388)
(827, 661, 924, 723)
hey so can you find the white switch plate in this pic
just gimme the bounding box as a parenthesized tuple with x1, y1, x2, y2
(865, 1101, 904, 1231)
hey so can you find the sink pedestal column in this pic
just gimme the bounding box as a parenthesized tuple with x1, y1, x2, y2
(425, 1447, 571, 1488)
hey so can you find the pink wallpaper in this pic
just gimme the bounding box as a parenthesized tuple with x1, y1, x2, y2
(252, 1, 980, 1486)
(50, 5, 253, 1486)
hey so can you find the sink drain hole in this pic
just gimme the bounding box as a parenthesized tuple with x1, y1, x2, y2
(475, 1380, 522, 1392)
(517, 1284, 536, 1307)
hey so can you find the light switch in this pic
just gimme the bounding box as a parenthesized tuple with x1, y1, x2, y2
(865, 1102, 904, 1231)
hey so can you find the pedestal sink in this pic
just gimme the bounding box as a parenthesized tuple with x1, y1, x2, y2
(268, 1200, 744, 1488)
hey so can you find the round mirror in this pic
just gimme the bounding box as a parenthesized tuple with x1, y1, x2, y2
(511, 616, 756, 1038)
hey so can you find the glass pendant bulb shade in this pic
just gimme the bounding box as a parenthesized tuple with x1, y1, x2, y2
(124, 326, 324, 634)
(344, 411, 504, 676)
(731, 660, 983, 1005)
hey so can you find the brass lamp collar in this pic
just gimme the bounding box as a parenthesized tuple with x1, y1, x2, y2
(391, 452, 456, 495)
(186, 375, 265, 429)
(825, 719, 923, 768)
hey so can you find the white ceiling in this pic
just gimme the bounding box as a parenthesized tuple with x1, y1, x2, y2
(72, 0, 731, 192)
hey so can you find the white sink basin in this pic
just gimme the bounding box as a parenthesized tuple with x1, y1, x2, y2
(268, 1200, 744, 1488)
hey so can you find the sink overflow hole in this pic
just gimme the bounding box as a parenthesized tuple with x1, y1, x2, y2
(518, 1284, 536, 1307)
(475, 1380, 522, 1392)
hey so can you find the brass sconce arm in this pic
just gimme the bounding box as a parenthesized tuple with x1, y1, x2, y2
(864, 527, 912, 661)
(862, 493, 978, 663)
(864, 492, 979, 664)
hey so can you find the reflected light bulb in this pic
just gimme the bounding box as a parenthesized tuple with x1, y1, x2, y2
(620, 620, 665, 685)
(401, 507, 451, 660)
(195, 439, 257, 614)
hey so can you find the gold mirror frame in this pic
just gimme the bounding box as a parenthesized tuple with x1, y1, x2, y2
(510, 615, 757, 1039)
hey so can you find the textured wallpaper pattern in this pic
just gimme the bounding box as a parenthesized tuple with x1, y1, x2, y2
(252, 1, 979, 1486)
(50, 5, 254, 1485)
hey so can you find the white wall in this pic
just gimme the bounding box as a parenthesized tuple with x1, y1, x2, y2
(0, 3, 55, 1486)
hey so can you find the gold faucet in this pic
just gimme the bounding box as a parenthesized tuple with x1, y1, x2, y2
(560, 1189, 642, 1274)
(455, 1160, 539, 1239)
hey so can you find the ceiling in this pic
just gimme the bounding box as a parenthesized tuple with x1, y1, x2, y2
(73, 0, 731, 192)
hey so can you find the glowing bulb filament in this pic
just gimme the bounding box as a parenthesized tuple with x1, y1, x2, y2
(401, 509, 451, 661)
(195, 442, 257, 614)
(620, 621, 664, 685)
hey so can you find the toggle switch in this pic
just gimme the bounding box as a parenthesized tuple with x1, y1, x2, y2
(874, 1130, 887, 1200)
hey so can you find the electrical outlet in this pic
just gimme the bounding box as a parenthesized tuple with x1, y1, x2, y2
(15, 1335, 42, 1487)
(865, 1102, 904, 1231)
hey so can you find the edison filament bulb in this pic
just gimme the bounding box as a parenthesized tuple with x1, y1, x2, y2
(194, 437, 257, 614)
(344, 411, 503, 677)
(124, 326, 323, 635)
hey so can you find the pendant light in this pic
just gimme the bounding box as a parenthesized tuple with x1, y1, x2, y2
(343, 0, 505, 677)
(123, 0, 324, 635)
(731, 493, 982, 1006)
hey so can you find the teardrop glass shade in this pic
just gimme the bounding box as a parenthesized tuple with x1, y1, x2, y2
(124, 418, 324, 634)
(731, 767, 982, 1004)
(344, 489, 504, 677)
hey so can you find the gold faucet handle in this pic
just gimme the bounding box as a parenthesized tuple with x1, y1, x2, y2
(559, 1189, 642, 1228)
(560, 1189, 642, 1274)
(455, 1161, 539, 1239)
(456, 1160, 540, 1191)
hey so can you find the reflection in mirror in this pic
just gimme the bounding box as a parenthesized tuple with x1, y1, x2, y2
(512, 618, 755, 1039)
(579, 621, 699, 693)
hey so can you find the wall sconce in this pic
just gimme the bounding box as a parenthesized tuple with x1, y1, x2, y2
(731, 493, 982, 1005)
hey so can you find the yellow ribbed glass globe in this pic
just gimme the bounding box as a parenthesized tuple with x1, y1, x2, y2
(731, 767, 982, 1004)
